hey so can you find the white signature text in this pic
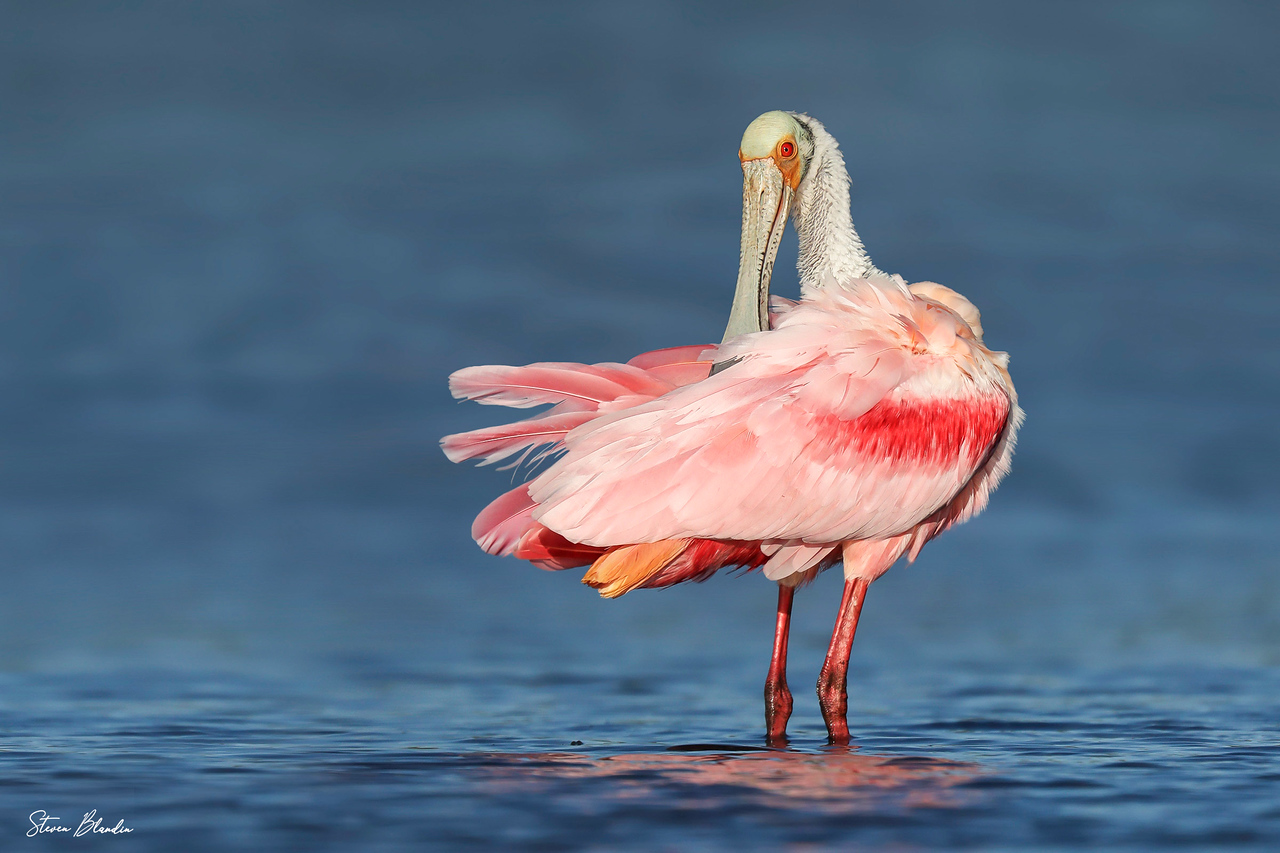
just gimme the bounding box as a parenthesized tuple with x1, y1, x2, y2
(28, 810, 133, 838)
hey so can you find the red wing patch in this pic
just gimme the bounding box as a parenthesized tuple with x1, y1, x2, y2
(818, 395, 1010, 467)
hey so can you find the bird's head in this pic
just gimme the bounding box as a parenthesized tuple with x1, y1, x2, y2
(739, 110, 815, 192)
(722, 111, 816, 341)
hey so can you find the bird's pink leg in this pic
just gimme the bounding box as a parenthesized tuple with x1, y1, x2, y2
(816, 577, 870, 744)
(764, 583, 795, 745)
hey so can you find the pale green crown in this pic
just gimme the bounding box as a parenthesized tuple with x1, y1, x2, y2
(740, 111, 800, 159)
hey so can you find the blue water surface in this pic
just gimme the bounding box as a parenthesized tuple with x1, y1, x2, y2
(2, 1, 1279, 850)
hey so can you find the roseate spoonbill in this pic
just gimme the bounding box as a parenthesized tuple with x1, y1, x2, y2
(443, 112, 1022, 743)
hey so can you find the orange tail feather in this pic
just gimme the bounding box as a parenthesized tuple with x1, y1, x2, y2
(583, 540, 689, 598)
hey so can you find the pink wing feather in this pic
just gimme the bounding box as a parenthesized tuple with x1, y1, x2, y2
(441, 411, 595, 466)
(448, 361, 672, 410)
(471, 483, 539, 556)
(530, 287, 1010, 548)
(445, 279, 1016, 588)
(445, 345, 719, 557)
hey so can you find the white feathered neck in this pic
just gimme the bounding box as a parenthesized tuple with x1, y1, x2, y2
(788, 113, 884, 295)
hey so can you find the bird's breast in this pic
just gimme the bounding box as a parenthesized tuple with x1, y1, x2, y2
(815, 392, 1010, 469)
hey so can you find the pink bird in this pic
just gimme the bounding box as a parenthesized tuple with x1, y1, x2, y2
(443, 112, 1022, 744)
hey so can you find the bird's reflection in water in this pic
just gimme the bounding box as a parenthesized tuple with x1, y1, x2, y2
(475, 747, 984, 813)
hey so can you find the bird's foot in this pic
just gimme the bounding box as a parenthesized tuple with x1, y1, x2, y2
(823, 721, 850, 745)
(817, 670, 850, 744)
(764, 678, 793, 745)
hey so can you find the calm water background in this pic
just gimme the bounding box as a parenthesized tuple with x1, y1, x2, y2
(2, 1, 1278, 849)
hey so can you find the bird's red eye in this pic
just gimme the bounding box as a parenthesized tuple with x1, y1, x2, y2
(780, 141, 795, 158)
